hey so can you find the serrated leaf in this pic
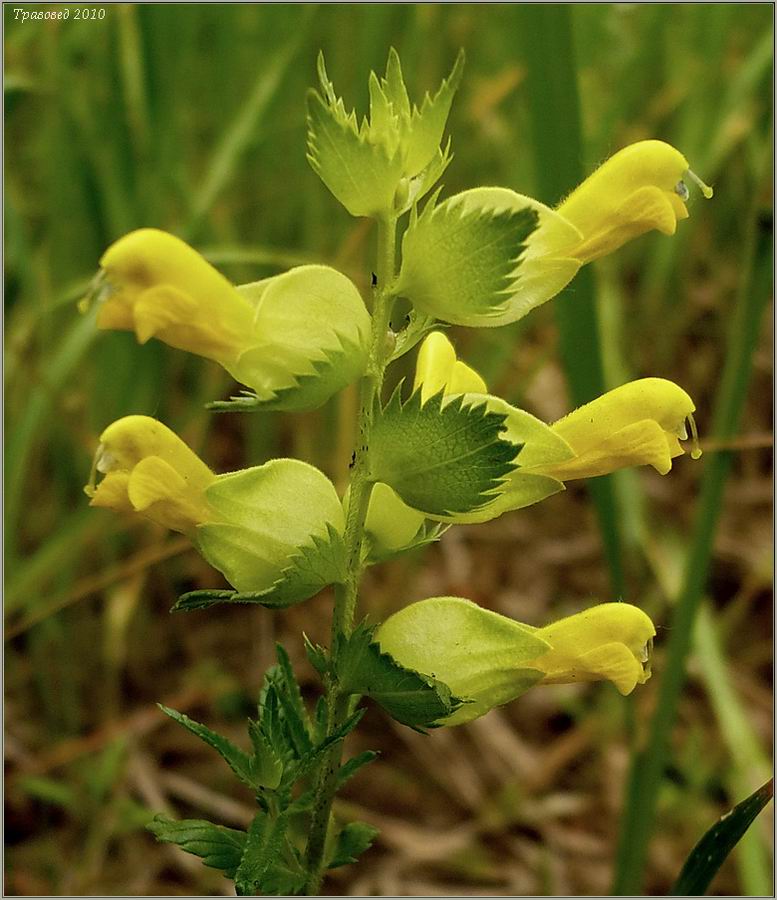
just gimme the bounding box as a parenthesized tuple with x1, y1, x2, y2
(303, 633, 329, 677)
(404, 49, 464, 175)
(307, 50, 463, 218)
(209, 335, 366, 413)
(211, 267, 370, 412)
(672, 779, 774, 896)
(268, 660, 313, 759)
(246, 719, 284, 790)
(401, 186, 583, 326)
(327, 821, 380, 869)
(178, 523, 346, 612)
(234, 812, 289, 896)
(195, 459, 345, 596)
(396, 191, 539, 326)
(147, 815, 246, 878)
(336, 622, 462, 729)
(337, 750, 379, 788)
(158, 705, 256, 789)
(282, 749, 378, 816)
(257, 673, 295, 769)
(369, 388, 519, 517)
(306, 85, 403, 218)
(292, 709, 366, 782)
(275, 644, 312, 733)
(434, 394, 571, 525)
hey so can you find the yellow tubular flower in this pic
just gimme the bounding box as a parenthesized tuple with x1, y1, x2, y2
(556, 140, 714, 264)
(85, 415, 215, 535)
(536, 378, 701, 481)
(530, 603, 656, 695)
(377, 597, 656, 725)
(95, 229, 257, 367)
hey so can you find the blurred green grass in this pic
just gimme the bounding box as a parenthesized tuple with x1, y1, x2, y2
(4, 4, 773, 895)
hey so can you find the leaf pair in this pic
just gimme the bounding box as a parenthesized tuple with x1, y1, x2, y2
(150, 646, 380, 894)
(307, 48, 463, 218)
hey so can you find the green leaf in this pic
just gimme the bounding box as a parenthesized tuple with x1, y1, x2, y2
(434, 394, 571, 525)
(211, 266, 370, 412)
(234, 812, 290, 896)
(397, 188, 581, 327)
(267, 652, 313, 760)
(336, 622, 463, 729)
(369, 387, 519, 517)
(209, 335, 366, 413)
(404, 49, 464, 175)
(303, 633, 329, 677)
(388, 309, 441, 363)
(397, 191, 538, 325)
(672, 780, 774, 896)
(195, 459, 345, 596)
(275, 644, 312, 734)
(327, 821, 380, 869)
(177, 523, 346, 612)
(257, 673, 296, 770)
(158, 705, 256, 789)
(246, 719, 284, 790)
(337, 750, 379, 788)
(147, 815, 246, 878)
(377, 597, 550, 725)
(306, 59, 403, 218)
(306, 50, 464, 218)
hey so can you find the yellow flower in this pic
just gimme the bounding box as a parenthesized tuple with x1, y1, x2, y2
(556, 139, 714, 264)
(535, 377, 701, 481)
(530, 603, 656, 695)
(377, 597, 656, 725)
(406, 333, 700, 523)
(94, 229, 257, 367)
(412, 330, 486, 402)
(85, 415, 215, 535)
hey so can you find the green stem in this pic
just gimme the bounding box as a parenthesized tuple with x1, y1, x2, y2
(302, 213, 397, 894)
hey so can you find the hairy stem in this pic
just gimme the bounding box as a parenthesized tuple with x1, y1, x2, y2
(302, 213, 397, 893)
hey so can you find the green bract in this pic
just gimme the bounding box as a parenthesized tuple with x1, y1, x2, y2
(196, 459, 345, 597)
(397, 187, 582, 326)
(212, 265, 370, 412)
(335, 622, 464, 729)
(439, 393, 573, 524)
(306, 48, 464, 218)
(369, 387, 520, 517)
(377, 597, 549, 725)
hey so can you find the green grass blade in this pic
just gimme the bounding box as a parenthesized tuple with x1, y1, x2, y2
(184, 20, 311, 239)
(516, 4, 624, 595)
(694, 605, 773, 894)
(612, 194, 772, 894)
(672, 780, 773, 896)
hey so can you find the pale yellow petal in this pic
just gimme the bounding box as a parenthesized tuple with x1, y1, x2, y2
(127, 456, 212, 533)
(87, 471, 133, 512)
(532, 602, 655, 694)
(540, 419, 674, 479)
(98, 416, 215, 493)
(550, 378, 695, 456)
(98, 229, 256, 365)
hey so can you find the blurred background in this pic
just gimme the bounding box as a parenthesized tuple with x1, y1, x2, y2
(4, 4, 773, 895)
